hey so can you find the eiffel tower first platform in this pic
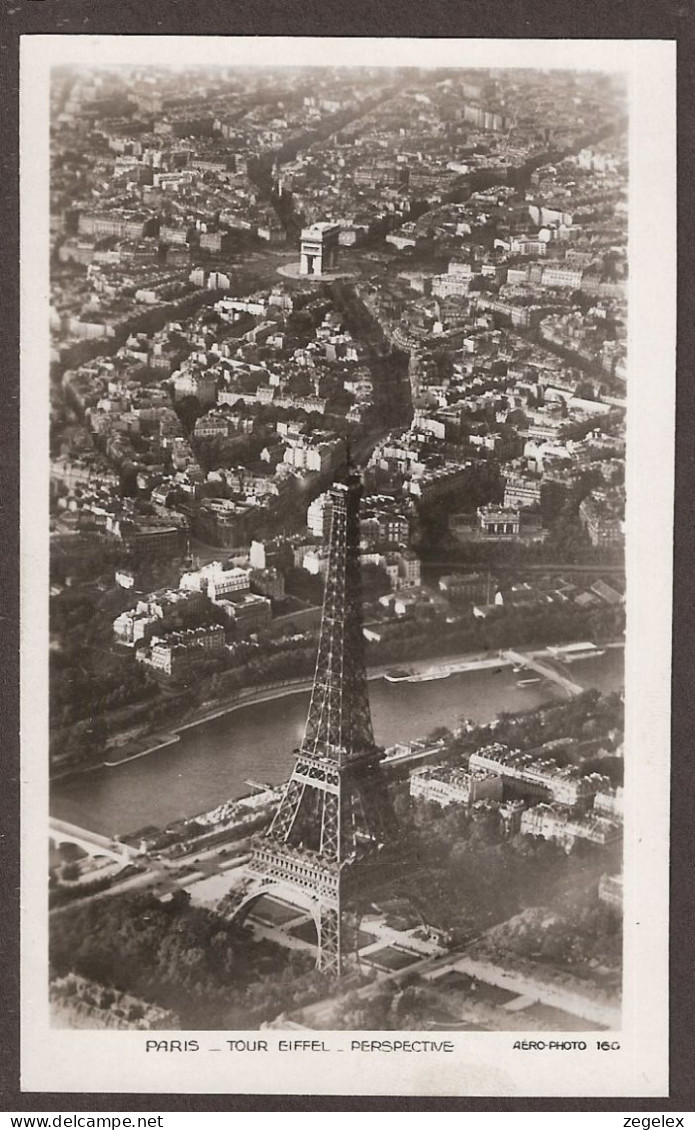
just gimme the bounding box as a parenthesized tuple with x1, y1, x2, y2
(228, 468, 402, 976)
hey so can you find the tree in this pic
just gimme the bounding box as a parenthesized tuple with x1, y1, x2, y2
(575, 380, 596, 401)
(432, 349, 454, 382)
(540, 481, 568, 524)
(468, 275, 488, 293)
(286, 309, 315, 338)
(175, 395, 202, 433)
(392, 985, 431, 1025)
(427, 725, 451, 744)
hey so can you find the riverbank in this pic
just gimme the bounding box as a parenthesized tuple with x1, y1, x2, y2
(52, 644, 625, 837)
(103, 733, 180, 768)
(52, 648, 502, 778)
(104, 648, 507, 768)
(92, 639, 624, 772)
(147, 639, 624, 735)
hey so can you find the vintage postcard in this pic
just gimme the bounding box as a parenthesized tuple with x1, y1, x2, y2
(19, 35, 675, 1096)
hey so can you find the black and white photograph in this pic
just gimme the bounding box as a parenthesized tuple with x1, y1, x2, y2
(19, 34, 675, 1096)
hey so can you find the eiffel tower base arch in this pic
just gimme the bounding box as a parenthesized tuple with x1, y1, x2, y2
(228, 873, 342, 977)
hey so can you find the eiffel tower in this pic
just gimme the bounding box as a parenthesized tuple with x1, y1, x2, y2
(230, 467, 401, 976)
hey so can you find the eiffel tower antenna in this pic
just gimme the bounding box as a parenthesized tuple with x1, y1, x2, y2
(229, 468, 400, 975)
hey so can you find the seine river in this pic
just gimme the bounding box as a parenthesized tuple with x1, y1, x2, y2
(51, 649, 624, 838)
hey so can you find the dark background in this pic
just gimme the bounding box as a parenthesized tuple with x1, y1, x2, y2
(1, 0, 692, 1112)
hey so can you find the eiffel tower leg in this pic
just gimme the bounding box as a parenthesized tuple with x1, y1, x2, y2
(317, 901, 341, 977)
(269, 777, 306, 842)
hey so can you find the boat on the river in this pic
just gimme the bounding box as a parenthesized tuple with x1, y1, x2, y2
(547, 641, 606, 663)
(517, 677, 541, 687)
(384, 664, 454, 683)
(409, 667, 453, 682)
(383, 667, 417, 682)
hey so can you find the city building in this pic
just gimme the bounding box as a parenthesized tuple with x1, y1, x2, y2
(180, 562, 251, 600)
(172, 369, 218, 408)
(579, 492, 624, 547)
(520, 803, 622, 852)
(215, 591, 272, 637)
(250, 567, 285, 601)
(499, 799, 526, 837)
(410, 764, 503, 808)
(193, 499, 256, 548)
(503, 475, 542, 509)
(469, 744, 611, 808)
(284, 437, 345, 475)
(138, 624, 227, 676)
(593, 786, 624, 821)
(438, 572, 490, 604)
(598, 872, 623, 909)
(307, 491, 333, 539)
(477, 504, 521, 538)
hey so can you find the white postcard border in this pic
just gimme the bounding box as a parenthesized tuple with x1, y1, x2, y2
(19, 35, 676, 1096)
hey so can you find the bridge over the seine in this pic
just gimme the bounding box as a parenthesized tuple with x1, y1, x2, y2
(49, 817, 139, 863)
(501, 649, 584, 698)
